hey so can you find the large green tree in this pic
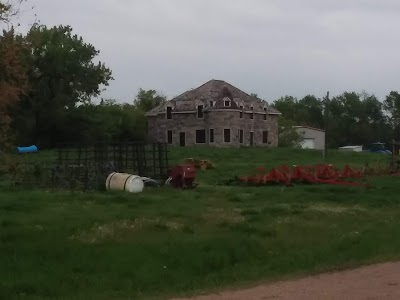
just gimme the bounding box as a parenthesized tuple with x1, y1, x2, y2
(274, 91, 393, 148)
(384, 91, 400, 137)
(0, 30, 27, 147)
(56, 101, 147, 145)
(326, 92, 392, 147)
(133, 88, 166, 112)
(0, 1, 29, 149)
(273, 96, 298, 123)
(277, 117, 303, 148)
(273, 95, 323, 147)
(297, 95, 324, 129)
(13, 25, 113, 147)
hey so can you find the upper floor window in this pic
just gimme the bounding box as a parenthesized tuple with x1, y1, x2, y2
(264, 107, 267, 120)
(240, 105, 243, 118)
(197, 105, 204, 119)
(166, 107, 172, 119)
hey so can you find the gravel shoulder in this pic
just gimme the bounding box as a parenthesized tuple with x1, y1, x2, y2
(171, 261, 400, 300)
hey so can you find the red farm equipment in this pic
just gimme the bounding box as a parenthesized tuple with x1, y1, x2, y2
(166, 165, 197, 189)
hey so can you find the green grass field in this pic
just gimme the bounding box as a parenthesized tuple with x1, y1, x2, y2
(1, 148, 400, 300)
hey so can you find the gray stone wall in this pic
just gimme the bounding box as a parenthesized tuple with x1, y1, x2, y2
(147, 117, 157, 142)
(147, 111, 279, 147)
(240, 113, 278, 147)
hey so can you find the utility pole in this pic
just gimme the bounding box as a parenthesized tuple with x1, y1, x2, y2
(324, 91, 330, 160)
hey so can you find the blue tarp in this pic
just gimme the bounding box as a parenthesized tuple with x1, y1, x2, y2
(16, 145, 38, 154)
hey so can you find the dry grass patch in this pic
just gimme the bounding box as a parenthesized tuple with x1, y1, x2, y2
(308, 204, 366, 214)
(71, 218, 184, 243)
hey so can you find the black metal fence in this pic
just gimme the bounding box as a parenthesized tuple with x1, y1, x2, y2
(3, 142, 169, 191)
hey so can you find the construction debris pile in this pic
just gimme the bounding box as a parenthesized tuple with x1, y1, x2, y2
(226, 164, 367, 187)
(184, 158, 214, 170)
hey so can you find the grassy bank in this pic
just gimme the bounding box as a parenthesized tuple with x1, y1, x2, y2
(1, 148, 399, 299)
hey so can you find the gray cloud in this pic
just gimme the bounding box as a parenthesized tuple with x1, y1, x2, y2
(16, 0, 400, 102)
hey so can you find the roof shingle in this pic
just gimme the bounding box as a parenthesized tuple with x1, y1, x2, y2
(145, 79, 281, 116)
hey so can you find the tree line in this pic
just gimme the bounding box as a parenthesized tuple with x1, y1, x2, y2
(1, 0, 400, 150)
(273, 91, 400, 148)
(0, 2, 165, 149)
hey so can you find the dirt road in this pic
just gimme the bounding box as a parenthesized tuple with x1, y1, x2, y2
(172, 261, 400, 300)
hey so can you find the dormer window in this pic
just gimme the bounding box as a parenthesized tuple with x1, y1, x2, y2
(224, 100, 231, 107)
(197, 105, 204, 119)
(240, 105, 243, 118)
(209, 101, 214, 107)
(264, 107, 267, 120)
(166, 106, 172, 119)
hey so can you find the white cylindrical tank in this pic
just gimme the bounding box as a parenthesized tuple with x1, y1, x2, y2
(105, 172, 144, 193)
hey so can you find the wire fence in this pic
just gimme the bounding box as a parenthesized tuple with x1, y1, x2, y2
(1, 142, 169, 191)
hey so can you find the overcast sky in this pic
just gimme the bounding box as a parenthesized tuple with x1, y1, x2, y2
(15, 0, 400, 103)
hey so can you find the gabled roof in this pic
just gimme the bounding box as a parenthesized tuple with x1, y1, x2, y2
(145, 79, 281, 116)
(294, 126, 325, 132)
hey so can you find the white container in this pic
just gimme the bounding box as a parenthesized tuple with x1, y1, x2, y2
(338, 145, 363, 152)
(105, 172, 144, 193)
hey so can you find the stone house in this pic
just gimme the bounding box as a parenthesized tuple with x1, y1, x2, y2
(145, 80, 281, 147)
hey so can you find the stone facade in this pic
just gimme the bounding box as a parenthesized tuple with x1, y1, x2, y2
(146, 80, 281, 147)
